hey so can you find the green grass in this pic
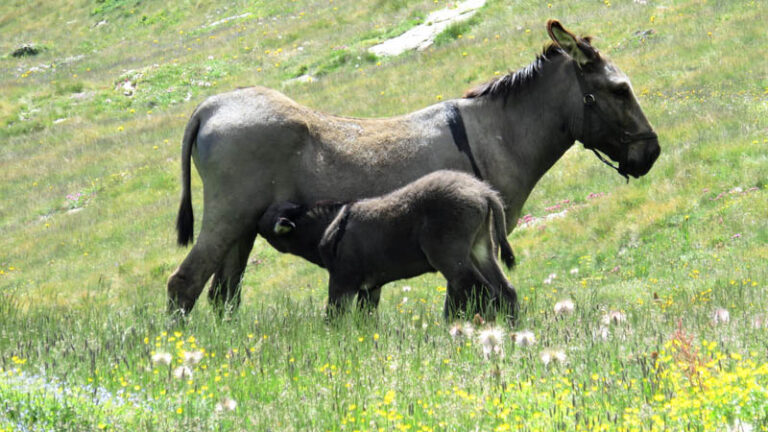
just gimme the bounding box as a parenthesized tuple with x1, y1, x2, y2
(433, 16, 481, 46)
(1, 0, 767, 430)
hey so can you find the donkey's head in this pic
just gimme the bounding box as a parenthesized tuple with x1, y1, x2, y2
(547, 20, 660, 179)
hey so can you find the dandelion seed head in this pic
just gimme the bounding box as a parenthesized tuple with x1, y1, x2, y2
(751, 315, 768, 329)
(449, 322, 474, 341)
(601, 310, 627, 325)
(478, 327, 504, 348)
(151, 352, 172, 366)
(173, 365, 193, 380)
(540, 349, 566, 366)
(183, 350, 204, 365)
(215, 396, 237, 413)
(511, 330, 536, 347)
(713, 307, 730, 325)
(728, 419, 754, 432)
(554, 299, 575, 316)
(482, 344, 503, 360)
(477, 327, 505, 359)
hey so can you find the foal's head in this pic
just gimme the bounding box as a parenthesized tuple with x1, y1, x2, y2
(258, 201, 345, 267)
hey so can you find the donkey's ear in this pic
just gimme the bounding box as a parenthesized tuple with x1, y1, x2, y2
(547, 20, 596, 67)
(273, 217, 295, 235)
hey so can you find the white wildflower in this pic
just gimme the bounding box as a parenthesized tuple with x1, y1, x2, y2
(751, 315, 767, 329)
(713, 307, 730, 325)
(570, 268, 579, 275)
(601, 310, 627, 325)
(597, 326, 610, 341)
(172, 365, 193, 380)
(183, 350, 204, 365)
(151, 352, 172, 366)
(554, 299, 575, 316)
(214, 396, 238, 413)
(449, 322, 474, 341)
(401, 285, 412, 292)
(729, 419, 754, 432)
(511, 330, 536, 347)
(543, 273, 557, 285)
(540, 349, 567, 366)
(477, 327, 505, 359)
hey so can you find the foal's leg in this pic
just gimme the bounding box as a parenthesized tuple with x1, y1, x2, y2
(471, 240, 519, 324)
(356, 286, 382, 310)
(476, 264, 518, 322)
(442, 268, 496, 320)
(420, 239, 486, 320)
(326, 275, 360, 318)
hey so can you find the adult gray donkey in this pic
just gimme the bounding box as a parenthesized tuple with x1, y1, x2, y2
(167, 20, 660, 315)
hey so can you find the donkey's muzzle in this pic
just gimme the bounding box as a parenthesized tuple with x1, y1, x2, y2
(623, 136, 660, 178)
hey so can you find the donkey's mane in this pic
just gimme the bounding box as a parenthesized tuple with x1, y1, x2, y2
(464, 43, 564, 100)
(306, 200, 346, 222)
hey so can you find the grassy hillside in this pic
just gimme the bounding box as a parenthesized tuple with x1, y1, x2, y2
(1, 0, 766, 430)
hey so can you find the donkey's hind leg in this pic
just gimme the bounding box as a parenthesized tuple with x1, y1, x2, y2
(168, 201, 262, 316)
(168, 225, 239, 316)
(208, 226, 259, 316)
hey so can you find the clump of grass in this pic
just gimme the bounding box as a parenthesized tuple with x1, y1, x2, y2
(433, 16, 480, 46)
(91, 0, 142, 17)
(314, 48, 353, 77)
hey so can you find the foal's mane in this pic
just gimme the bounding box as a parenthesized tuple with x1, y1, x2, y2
(463, 43, 565, 100)
(306, 200, 346, 222)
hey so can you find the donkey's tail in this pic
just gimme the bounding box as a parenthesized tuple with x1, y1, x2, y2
(488, 194, 516, 269)
(176, 111, 200, 247)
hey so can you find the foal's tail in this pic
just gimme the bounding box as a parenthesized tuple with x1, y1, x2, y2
(488, 195, 516, 269)
(176, 111, 200, 247)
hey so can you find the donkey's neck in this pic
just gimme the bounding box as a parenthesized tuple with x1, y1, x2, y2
(459, 60, 577, 222)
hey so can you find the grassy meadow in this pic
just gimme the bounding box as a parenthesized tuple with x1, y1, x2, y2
(1, 0, 767, 430)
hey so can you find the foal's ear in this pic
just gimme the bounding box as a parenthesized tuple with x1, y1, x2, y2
(546, 19, 596, 67)
(273, 217, 296, 235)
